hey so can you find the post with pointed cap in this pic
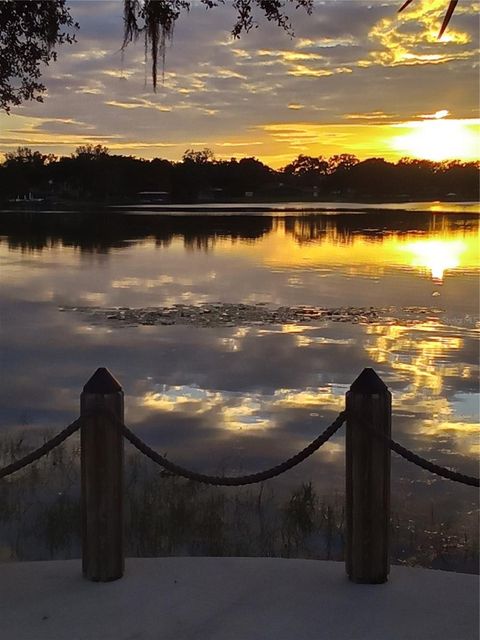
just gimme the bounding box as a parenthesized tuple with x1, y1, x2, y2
(346, 368, 391, 583)
(80, 367, 124, 581)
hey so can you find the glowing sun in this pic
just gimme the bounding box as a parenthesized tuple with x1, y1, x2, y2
(391, 111, 479, 161)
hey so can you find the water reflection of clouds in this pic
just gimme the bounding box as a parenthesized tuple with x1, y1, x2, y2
(133, 365, 469, 466)
(112, 275, 175, 288)
(220, 337, 241, 352)
(294, 335, 356, 347)
(74, 324, 113, 336)
(0, 214, 478, 487)
(363, 319, 479, 461)
(452, 393, 480, 422)
(143, 386, 219, 414)
(419, 420, 478, 454)
(365, 321, 478, 398)
(139, 382, 345, 434)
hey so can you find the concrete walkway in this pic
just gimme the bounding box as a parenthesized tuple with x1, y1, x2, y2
(1, 558, 478, 640)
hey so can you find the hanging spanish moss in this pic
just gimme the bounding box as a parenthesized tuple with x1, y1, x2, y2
(122, 0, 460, 90)
(122, 0, 188, 88)
(122, 0, 314, 89)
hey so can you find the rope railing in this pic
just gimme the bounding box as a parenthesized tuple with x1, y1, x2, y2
(358, 418, 479, 488)
(390, 437, 479, 487)
(0, 417, 82, 480)
(1, 364, 478, 586)
(1, 411, 478, 488)
(389, 435, 479, 487)
(122, 411, 347, 486)
(123, 414, 479, 488)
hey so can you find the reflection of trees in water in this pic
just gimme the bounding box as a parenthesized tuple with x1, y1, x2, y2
(284, 216, 353, 245)
(284, 213, 476, 245)
(0, 212, 477, 254)
(0, 214, 275, 254)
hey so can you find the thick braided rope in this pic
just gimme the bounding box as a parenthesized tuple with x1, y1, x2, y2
(388, 438, 479, 487)
(123, 411, 346, 486)
(0, 418, 82, 480)
(357, 418, 479, 488)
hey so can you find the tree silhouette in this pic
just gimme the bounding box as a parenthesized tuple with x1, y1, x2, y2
(182, 148, 215, 165)
(0, 1, 78, 113)
(4, 147, 56, 167)
(283, 155, 328, 177)
(1, 150, 477, 203)
(73, 144, 110, 160)
(327, 155, 359, 174)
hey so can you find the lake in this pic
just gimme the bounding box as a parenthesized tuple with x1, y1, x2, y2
(0, 203, 478, 568)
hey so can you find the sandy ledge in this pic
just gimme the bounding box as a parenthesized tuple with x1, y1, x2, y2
(1, 557, 478, 640)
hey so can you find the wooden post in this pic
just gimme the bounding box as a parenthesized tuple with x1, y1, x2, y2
(346, 368, 391, 583)
(80, 367, 124, 581)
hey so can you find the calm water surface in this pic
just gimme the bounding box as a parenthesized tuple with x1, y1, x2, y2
(0, 205, 478, 558)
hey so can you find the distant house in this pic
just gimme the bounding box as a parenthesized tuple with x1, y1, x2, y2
(8, 191, 44, 204)
(198, 187, 224, 202)
(256, 182, 303, 199)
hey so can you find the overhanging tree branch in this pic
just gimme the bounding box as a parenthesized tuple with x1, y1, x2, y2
(0, 0, 78, 113)
(398, 0, 459, 38)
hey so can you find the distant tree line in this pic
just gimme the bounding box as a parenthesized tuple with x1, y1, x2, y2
(0, 145, 478, 203)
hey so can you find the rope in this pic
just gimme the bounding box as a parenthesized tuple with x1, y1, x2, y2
(0, 418, 82, 480)
(356, 418, 479, 488)
(388, 438, 479, 487)
(122, 411, 346, 486)
(2, 408, 475, 488)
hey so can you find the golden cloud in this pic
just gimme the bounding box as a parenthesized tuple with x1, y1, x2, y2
(360, 0, 475, 67)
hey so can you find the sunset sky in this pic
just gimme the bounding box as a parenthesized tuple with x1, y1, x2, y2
(0, 0, 478, 167)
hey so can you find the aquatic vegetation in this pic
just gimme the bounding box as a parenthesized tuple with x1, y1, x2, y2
(0, 433, 477, 572)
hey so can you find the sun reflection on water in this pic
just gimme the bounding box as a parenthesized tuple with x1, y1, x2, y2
(216, 219, 479, 284)
(399, 238, 467, 282)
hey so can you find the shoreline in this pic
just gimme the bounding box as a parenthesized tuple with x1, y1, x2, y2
(1, 199, 479, 216)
